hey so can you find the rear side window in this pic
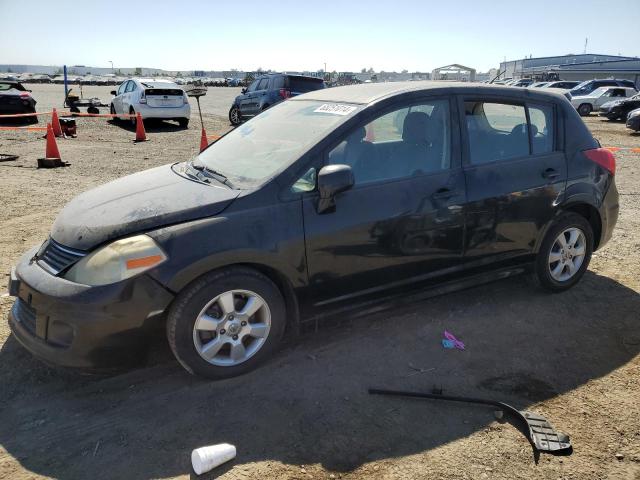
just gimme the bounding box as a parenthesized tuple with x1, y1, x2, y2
(271, 76, 285, 89)
(466, 102, 529, 164)
(529, 104, 554, 155)
(287, 77, 324, 93)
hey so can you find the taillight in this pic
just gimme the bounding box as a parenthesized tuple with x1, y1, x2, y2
(19, 92, 30, 98)
(183, 93, 189, 105)
(279, 88, 291, 99)
(584, 147, 615, 175)
(139, 90, 147, 104)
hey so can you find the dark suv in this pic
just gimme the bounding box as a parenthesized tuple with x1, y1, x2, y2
(569, 78, 637, 97)
(229, 73, 325, 125)
(8, 82, 618, 379)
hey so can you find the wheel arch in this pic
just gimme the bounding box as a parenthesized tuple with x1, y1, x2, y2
(536, 201, 603, 253)
(166, 262, 301, 335)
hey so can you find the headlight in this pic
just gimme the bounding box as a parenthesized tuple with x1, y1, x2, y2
(65, 234, 167, 286)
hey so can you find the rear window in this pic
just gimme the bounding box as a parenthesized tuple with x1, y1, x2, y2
(145, 89, 183, 96)
(286, 76, 324, 93)
(0, 82, 25, 91)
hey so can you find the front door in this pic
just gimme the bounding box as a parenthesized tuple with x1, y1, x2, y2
(239, 80, 259, 115)
(301, 97, 466, 307)
(460, 98, 567, 265)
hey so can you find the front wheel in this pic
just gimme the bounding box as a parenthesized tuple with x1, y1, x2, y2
(229, 105, 242, 126)
(166, 267, 286, 379)
(534, 213, 593, 292)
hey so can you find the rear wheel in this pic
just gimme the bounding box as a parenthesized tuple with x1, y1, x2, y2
(534, 212, 593, 292)
(167, 267, 286, 378)
(578, 103, 592, 116)
(229, 105, 241, 126)
(178, 118, 189, 128)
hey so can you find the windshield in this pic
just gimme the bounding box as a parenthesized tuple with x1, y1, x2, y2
(198, 100, 361, 189)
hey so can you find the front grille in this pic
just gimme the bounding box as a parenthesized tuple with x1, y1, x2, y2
(37, 238, 86, 275)
(12, 299, 36, 335)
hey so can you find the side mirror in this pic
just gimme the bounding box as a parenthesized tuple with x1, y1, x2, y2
(241, 87, 247, 94)
(316, 164, 354, 214)
(110, 90, 117, 95)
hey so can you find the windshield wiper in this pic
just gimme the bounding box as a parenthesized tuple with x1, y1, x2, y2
(188, 158, 235, 188)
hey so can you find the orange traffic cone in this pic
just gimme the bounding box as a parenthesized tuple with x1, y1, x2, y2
(38, 123, 66, 168)
(199, 127, 208, 152)
(51, 108, 63, 137)
(134, 112, 147, 142)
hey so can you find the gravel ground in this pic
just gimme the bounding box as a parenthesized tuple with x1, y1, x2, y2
(0, 84, 639, 480)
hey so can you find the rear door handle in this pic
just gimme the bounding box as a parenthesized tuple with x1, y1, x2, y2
(542, 168, 560, 180)
(432, 188, 456, 200)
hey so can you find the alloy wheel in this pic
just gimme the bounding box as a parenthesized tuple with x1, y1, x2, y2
(192, 289, 271, 366)
(548, 227, 586, 282)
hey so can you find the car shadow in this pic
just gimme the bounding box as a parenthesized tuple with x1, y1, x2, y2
(108, 118, 188, 132)
(0, 271, 639, 479)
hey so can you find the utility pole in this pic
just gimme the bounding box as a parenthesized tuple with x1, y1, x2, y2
(109, 60, 114, 73)
(583, 38, 588, 54)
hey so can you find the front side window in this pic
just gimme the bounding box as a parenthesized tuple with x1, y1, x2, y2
(257, 78, 269, 90)
(198, 100, 361, 189)
(246, 80, 259, 92)
(327, 99, 451, 185)
(117, 82, 127, 95)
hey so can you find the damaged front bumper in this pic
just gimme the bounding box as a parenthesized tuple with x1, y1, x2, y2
(7, 246, 174, 370)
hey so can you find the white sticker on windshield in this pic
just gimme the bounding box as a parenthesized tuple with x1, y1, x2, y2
(314, 103, 357, 116)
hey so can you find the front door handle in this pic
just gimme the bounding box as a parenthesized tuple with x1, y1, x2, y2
(432, 188, 455, 200)
(542, 168, 560, 180)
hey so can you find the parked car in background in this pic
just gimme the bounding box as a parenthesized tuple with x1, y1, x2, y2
(110, 78, 191, 128)
(626, 107, 640, 132)
(228, 73, 325, 125)
(0, 80, 37, 123)
(493, 78, 512, 85)
(529, 81, 550, 88)
(570, 86, 637, 116)
(599, 92, 640, 120)
(542, 81, 580, 90)
(510, 79, 534, 87)
(569, 79, 637, 97)
(8, 82, 618, 378)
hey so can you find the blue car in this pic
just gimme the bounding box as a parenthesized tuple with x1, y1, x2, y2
(229, 73, 325, 125)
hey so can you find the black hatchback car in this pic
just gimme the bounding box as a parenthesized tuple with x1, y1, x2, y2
(8, 82, 619, 379)
(228, 73, 325, 125)
(0, 80, 37, 123)
(599, 92, 640, 120)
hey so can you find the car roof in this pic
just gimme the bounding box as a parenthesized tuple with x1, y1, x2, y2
(291, 81, 567, 105)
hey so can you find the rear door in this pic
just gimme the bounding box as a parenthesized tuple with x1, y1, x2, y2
(301, 96, 466, 306)
(460, 97, 566, 265)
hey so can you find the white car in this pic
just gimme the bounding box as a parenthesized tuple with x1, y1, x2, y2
(570, 86, 637, 117)
(110, 78, 191, 127)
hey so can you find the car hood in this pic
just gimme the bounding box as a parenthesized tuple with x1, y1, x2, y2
(600, 100, 623, 109)
(51, 163, 240, 250)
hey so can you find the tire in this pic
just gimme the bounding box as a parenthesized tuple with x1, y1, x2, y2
(130, 108, 137, 127)
(178, 118, 189, 128)
(166, 267, 286, 379)
(533, 212, 594, 293)
(229, 105, 242, 126)
(578, 103, 592, 117)
(110, 104, 119, 122)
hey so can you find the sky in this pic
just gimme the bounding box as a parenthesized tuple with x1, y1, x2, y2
(1, 0, 639, 73)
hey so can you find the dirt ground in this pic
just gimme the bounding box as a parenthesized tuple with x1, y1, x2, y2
(0, 84, 639, 480)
